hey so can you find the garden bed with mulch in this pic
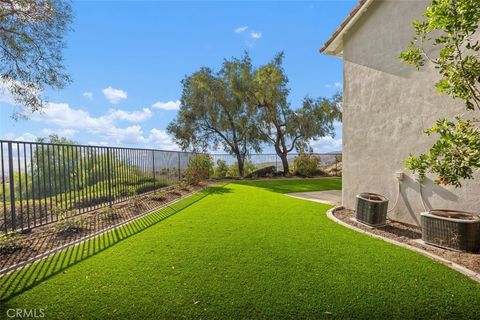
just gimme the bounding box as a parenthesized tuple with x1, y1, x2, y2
(0, 182, 209, 273)
(333, 208, 480, 273)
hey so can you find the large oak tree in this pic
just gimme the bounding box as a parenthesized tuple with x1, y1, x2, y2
(250, 53, 342, 174)
(167, 54, 262, 177)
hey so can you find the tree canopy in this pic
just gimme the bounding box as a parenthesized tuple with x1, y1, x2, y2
(0, 0, 72, 119)
(400, 0, 480, 111)
(167, 54, 262, 177)
(251, 53, 342, 173)
(400, 0, 480, 187)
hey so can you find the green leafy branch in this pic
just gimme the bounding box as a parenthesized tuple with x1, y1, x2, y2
(400, 0, 480, 187)
(405, 117, 480, 187)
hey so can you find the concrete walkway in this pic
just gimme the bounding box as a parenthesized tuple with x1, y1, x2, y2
(286, 190, 342, 206)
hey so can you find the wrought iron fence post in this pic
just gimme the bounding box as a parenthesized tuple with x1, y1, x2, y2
(275, 155, 278, 173)
(7, 142, 16, 231)
(207, 153, 210, 179)
(177, 152, 181, 181)
(152, 150, 156, 193)
(106, 148, 113, 207)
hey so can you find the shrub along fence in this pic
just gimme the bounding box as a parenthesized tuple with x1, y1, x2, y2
(210, 153, 342, 178)
(0, 140, 195, 233)
(0, 139, 341, 233)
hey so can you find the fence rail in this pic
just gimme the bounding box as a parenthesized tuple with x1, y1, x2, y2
(0, 139, 341, 232)
(0, 140, 196, 233)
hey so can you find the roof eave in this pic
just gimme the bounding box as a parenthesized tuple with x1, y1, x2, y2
(320, 0, 375, 57)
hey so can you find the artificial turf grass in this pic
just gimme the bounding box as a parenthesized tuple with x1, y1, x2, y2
(1, 182, 480, 319)
(236, 177, 341, 193)
(0, 187, 213, 301)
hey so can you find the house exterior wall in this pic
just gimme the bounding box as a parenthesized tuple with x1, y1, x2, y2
(342, 0, 480, 226)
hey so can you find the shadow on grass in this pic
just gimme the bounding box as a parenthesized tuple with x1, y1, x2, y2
(234, 178, 342, 194)
(206, 185, 233, 195)
(0, 186, 230, 303)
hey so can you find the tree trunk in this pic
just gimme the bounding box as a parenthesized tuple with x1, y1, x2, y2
(236, 154, 245, 177)
(279, 153, 289, 175)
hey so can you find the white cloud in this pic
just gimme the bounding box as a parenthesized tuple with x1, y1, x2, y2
(234, 26, 248, 33)
(152, 100, 180, 111)
(147, 128, 179, 150)
(86, 141, 109, 146)
(310, 136, 342, 153)
(106, 108, 152, 122)
(83, 126, 178, 148)
(234, 27, 261, 47)
(29, 102, 178, 148)
(0, 81, 16, 105)
(85, 127, 178, 150)
(250, 31, 262, 39)
(3, 129, 77, 144)
(40, 128, 77, 138)
(31, 102, 107, 129)
(102, 86, 127, 104)
(3, 132, 37, 142)
(325, 82, 343, 89)
(31, 103, 151, 129)
(83, 91, 93, 101)
(103, 125, 146, 145)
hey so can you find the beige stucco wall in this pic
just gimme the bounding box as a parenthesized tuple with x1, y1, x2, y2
(342, 0, 479, 226)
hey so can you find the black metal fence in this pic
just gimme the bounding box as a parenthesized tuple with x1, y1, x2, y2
(0, 139, 342, 233)
(0, 140, 195, 233)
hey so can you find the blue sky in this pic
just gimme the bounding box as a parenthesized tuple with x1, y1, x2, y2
(0, 0, 354, 152)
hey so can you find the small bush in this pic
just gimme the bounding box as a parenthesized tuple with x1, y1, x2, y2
(293, 154, 320, 177)
(226, 163, 240, 177)
(0, 232, 25, 254)
(126, 188, 142, 209)
(53, 213, 86, 235)
(177, 180, 190, 191)
(185, 154, 212, 185)
(214, 159, 229, 179)
(226, 160, 256, 177)
(152, 189, 168, 201)
(159, 168, 170, 175)
(245, 166, 276, 178)
(51, 206, 66, 217)
(245, 161, 256, 176)
(100, 206, 118, 221)
(130, 196, 141, 209)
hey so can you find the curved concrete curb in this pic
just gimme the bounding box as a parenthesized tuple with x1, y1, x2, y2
(327, 206, 480, 284)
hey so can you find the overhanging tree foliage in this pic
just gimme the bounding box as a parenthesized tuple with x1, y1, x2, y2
(251, 53, 342, 174)
(400, 0, 480, 187)
(0, 0, 72, 119)
(167, 54, 262, 177)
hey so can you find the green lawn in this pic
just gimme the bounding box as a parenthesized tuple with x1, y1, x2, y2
(237, 177, 341, 193)
(1, 179, 479, 319)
